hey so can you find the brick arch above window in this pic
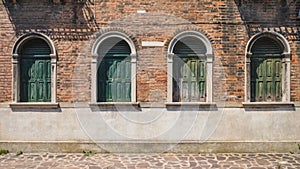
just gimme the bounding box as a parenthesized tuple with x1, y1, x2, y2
(167, 31, 213, 56)
(13, 32, 57, 57)
(246, 31, 290, 55)
(91, 31, 137, 58)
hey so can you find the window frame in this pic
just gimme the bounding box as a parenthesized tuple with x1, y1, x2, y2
(91, 31, 137, 104)
(11, 32, 57, 105)
(244, 31, 291, 103)
(166, 31, 214, 104)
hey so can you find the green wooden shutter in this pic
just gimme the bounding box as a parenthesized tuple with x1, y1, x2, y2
(173, 57, 206, 102)
(97, 40, 131, 102)
(20, 39, 51, 102)
(251, 57, 282, 102)
(250, 37, 283, 102)
(173, 39, 206, 102)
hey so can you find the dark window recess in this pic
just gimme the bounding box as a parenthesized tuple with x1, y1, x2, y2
(250, 37, 283, 102)
(20, 39, 51, 102)
(97, 39, 131, 102)
(173, 37, 207, 102)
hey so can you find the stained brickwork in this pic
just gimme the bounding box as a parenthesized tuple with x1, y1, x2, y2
(0, 0, 299, 103)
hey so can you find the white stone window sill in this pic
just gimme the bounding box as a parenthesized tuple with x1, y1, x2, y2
(9, 102, 59, 109)
(89, 102, 140, 111)
(90, 102, 140, 106)
(165, 102, 217, 108)
(242, 102, 295, 108)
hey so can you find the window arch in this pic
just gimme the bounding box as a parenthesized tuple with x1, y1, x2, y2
(245, 32, 291, 102)
(91, 31, 137, 103)
(12, 33, 57, 103)
(167, 31, 214, 103)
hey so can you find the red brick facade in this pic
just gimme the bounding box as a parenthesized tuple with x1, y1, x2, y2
(0, 0, 299, 103)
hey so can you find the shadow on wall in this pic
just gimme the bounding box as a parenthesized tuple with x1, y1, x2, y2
(234, 0, 300, 41)
(2, 0, 99, 40)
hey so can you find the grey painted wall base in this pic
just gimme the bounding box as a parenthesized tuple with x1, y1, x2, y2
(1, 104, 299, 153)
(0, 141, 299, 153)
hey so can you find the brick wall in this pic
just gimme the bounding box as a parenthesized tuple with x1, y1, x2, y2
(0, 0, 299, 103)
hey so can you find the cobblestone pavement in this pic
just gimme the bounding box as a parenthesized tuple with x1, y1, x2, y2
(0, 153, 300, 169)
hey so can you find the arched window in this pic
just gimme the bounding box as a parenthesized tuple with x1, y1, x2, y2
(245, 32, 291, 102)
(167, 31, 213, 103)
(91, 31, 137, 103)
(12, 33, 57, 103)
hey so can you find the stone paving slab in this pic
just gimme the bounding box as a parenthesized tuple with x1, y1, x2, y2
(0, 153, 299, 169)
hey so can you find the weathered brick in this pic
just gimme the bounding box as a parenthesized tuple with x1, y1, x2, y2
(0, 0, 299, 103)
